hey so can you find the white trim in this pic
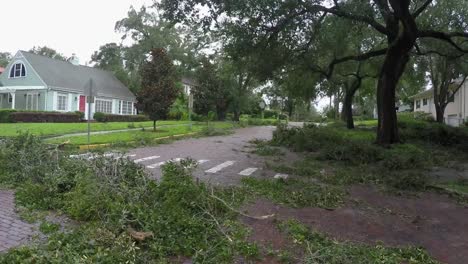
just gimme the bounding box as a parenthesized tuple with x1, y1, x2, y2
(0, 86, 46, 91)
(8, 61, 27, 79)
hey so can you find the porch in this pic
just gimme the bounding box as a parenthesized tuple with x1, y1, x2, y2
(0, 86, 47, 111)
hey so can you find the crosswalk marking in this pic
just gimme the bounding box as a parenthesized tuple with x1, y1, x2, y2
(205, 161, 235, 173)
(274, 173, 289, 180)
(134, 156, 160, 163)
(239, 168, 258, 176)
(147, 158, 181, 169)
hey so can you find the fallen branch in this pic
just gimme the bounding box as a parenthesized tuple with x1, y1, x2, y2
(210, 188, 275, 220)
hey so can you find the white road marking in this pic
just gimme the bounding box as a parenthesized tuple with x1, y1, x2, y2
(147, 158, 182, 169)
(197, 160, 209, 165)
(124, 154, 137, 158)
(134, 156, 160, 163)
(205, 161, 235, 173)
(239, 168, 258, 176)
(274, 173, 289, 180)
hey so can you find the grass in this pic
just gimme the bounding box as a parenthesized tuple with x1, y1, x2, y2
(276, 219, 438, 264)
(0, 120, 187, 137)
(45, 122, 234, 145)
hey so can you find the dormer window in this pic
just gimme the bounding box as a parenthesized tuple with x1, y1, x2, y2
(9, 62, 26, 78)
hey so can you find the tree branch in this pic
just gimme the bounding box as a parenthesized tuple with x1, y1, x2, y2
(413, 0, 432, 18)
(418, 30, 468, 53)
(324, 48, 388, 78)
(303, 3, 388, 35)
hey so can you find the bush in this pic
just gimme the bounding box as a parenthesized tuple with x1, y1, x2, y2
(8, 111, 82, 123)
(94, 112, 149, 122)
(75, 111, 85, 120)
(381, 144, 427, 170)
(0, 109, 17, 123)
(399, 117, 468, 146)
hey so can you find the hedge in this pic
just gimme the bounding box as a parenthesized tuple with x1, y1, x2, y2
(0, 109, 17, 123)
(93, 112, 149, 122)
(9, 112, 82, 123)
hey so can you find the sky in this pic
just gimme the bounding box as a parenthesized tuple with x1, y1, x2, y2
(1, 0, 153, 65)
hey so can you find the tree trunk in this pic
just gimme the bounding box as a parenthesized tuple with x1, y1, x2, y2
(435, 103, 445, 123)
(153, 120, 157, 132)
(342, 92, 355, 129)
(376, 1, 418, 145)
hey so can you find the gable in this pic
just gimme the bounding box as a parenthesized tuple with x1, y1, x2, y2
(0, 51, 46, 87)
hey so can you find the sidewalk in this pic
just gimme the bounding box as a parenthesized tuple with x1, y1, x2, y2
(0, 190, 35, 252)
(48, 123, 191, 140)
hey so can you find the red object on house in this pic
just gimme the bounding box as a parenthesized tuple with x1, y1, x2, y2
(0, 67, 5, 75)
(79, 96, 86, 112)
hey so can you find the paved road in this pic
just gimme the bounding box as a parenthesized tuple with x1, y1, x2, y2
(127, 126, 280, 185)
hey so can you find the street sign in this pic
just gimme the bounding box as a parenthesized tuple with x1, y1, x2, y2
(86, 96, 95, 104)
(259, 101, 266, 110)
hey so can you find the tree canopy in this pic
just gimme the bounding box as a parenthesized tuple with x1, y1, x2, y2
(161, 0, 468, 144)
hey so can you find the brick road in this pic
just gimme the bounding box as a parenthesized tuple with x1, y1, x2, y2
(0, 190, 35, 252)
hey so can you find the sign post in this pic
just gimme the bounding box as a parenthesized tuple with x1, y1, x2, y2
(188, 94, 194, 131)
(259, 101, 266, 120)
(84, 78, 96, 148)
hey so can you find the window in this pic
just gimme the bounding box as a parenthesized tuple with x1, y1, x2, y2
(448, 92, 455, 103)
(120, 101, 133, 115)
(96, 99, 113, 114)
(26, 93, 39, 111)
(9, 63, 26, 78)
(423, 98, 428, 106)
(416, 100, 421, 109)
(57, 94, 68, 111)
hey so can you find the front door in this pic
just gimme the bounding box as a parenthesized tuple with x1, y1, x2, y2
(79, 95, 86, 112)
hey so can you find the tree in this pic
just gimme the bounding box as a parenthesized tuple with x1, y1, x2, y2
(0, 52, 12, 67)
(426, 53, 468, 123)
(91, 43, 138, 93)
(193, 58, 231, 120)
(161, 0, 468, 145)
(29, 46, 67, 61)
(137, 48, 179, 131)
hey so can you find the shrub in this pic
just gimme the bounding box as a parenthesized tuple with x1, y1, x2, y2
(381, 144, 427, 170)
(320, 140, 383, 165)
(74, 111, 85, 120)
(399, 118, 468, 146)
(9, 111, 82, 123)
(94, 112, 149, 122)
(0, 109, 17, 123)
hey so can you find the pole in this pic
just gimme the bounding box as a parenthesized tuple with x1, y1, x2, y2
(87, 79, 93, 148)
(188, 94, 193, 131)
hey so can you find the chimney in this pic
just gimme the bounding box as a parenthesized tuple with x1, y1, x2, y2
(68, 53, 80, 66)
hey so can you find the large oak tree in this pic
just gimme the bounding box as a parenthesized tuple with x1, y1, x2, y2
(162, 0, 468, 144)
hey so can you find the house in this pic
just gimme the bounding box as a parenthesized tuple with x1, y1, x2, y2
(412, 79, 468, 127)
(0, 51, 136, 120)
(181, 77, 197, 95)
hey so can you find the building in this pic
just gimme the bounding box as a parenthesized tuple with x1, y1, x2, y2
(0, 51, 136, 120)
(412, 79, 468, 127)
(181, 77, 197, 95)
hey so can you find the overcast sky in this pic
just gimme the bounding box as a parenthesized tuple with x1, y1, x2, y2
(1, 0, 152, 65)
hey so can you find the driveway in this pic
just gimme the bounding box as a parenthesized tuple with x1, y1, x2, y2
(127, 126, 281, 185)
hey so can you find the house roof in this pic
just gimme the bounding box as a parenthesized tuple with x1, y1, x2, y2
(181, 77, 198, 87)
(20, 51, 135, 101)
(411, 89, 433, 100)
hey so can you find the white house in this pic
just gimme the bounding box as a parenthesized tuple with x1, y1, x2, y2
(412, 79, 468, 126)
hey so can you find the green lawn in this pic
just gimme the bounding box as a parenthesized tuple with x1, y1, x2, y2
(46, 122, 234, 145)
(0, 121, 187, 137)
